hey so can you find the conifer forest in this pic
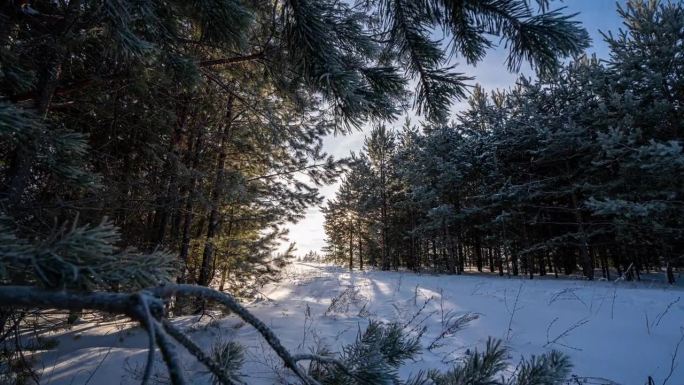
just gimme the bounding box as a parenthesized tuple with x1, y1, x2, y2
(0, 1, 683, 385)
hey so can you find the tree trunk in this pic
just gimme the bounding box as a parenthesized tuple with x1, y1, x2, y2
(198, 97, 234, 286)
(431, 237, 438, 270)
(457, 237, 464, 274)
(5, 0, 81, 207)
(218, 265, 228, 291)
(497, 247, 504, 276)
(511, 245, 519, 276)
(348, 222, 354, 271)
(446, 224, 456, 274)
(444, 222, 455, 273)
(666, 261, 675, 285)
(410, 214, 416, 271)
(150, 109, 186, 249)
(488, 247, 495, 273)
(570, 189, 593, 280)
(178, 123, 205, 283)
(358, 237, 364, 271)
(380, 157, 390, 270)
(474, 236, 483, 272)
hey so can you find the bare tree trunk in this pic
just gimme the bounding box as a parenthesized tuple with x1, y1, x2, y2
(218, 265, 228, 291)
(348, 221, 354, 271)
(570, 186, 593, 280)
(511, 245, 519, 276)
(151, 108, 187, 249)
(358, 236, 363, 271)
(603, 249, 611, 281)
(488, 247, 495, 273)
(381, 205, 389, 270)
(356, 217, 363, 270)
(457, 237, 464, 274)
(431, 237, 438, 270)
(169, 105, 196, 245)
(198, 97, 234, 286)
(410, 214, 417, 271)
(666, 261, 675, 285)
(380, 157, 390, 270)
(443, 222, 454, 273)
(178, 123, 205, 283)
(475, 236, 483, 272)
(446, 224, 456, 274)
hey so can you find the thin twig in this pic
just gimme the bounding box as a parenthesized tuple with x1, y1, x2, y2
(428, 312, 479, 351)
(662, 328, 684, 385)
(402, 296, 433, 329)
(161, 319, 239, 385)
(83, 343, 114, 385)
(653, 297, 680, 328)
(505, 283, 523, 341)
(544, 317, 588, 351)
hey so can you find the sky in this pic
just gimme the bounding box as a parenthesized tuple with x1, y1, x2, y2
(282, 0, 628, 255)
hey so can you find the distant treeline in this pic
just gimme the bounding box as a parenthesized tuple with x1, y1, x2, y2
(323, 2, 684, 283)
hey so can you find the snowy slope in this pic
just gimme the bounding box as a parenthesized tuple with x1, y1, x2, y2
(36, 263, 684, 385)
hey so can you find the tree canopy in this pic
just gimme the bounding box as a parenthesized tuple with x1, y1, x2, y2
(323, 0, 684, 284)
(1, 0, 589, 290)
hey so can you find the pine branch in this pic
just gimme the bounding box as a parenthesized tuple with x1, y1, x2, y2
(162, 320, 240, 385)
(150, 284, 321, 385)
(293, 353, 357, 379)
(153, 320, 187, 385)
(137, 293, 157, 385)
(0, 284, 320, 385)
(198, 52, 265, 67)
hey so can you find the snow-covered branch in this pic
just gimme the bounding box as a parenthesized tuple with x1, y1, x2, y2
(0, 284, 322, 385)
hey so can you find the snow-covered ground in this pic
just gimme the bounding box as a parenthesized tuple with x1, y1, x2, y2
(36, 263, 684, 385)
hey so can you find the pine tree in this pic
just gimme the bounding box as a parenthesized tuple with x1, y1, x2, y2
(0, 0, 611, 382)
(324, 0, 683, 282)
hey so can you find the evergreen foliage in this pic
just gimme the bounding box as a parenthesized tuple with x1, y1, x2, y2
(427, 338, 572, 385)
(0, 216, 174, 290)
(324, 0, 683, 283)
(306, 323, 575, 385)
(210, 340, 244, 385)
(308, 321, 421, 385)
(1, 0, 588, 291)
(0, 0, 606, 383)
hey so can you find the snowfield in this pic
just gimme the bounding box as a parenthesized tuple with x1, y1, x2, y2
(37, 263, 684, 385)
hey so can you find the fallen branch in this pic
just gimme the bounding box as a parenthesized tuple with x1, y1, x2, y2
(544, 317, 588, 351)
(153, 320, 187, 385)
(662, 328, 684, 385)
(402, 296, 433, 329)
(505, 283, 523, 341)
(136, 293, 157, 385)
(161, 320, 240, 385)
(0, 284, 321, 385)
(428, 312, 480, 351)
(150, 284, 319, 384)
(653, 297, 680, 328)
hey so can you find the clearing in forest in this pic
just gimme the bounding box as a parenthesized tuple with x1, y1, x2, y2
(37, 263, 684, 385)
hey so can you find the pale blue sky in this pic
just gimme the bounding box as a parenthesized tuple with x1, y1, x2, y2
(283, 0, 628, 255)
